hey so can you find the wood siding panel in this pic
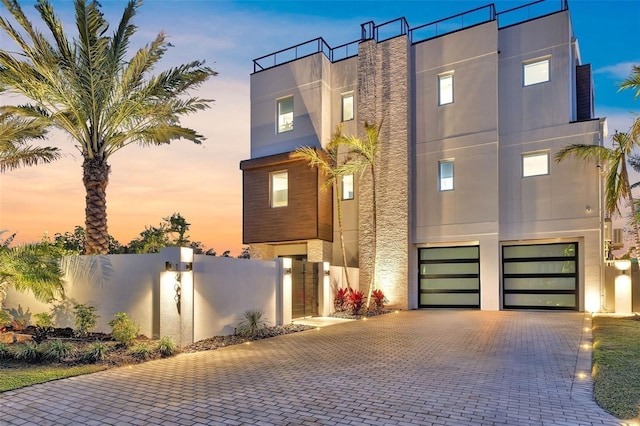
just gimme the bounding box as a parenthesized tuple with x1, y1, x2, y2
(241, 152, 333, 244)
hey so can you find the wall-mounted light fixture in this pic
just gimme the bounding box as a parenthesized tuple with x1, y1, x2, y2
(165, 261, 173, 271)
(323, 261, 330, 276)
(185, 262, 193, 271)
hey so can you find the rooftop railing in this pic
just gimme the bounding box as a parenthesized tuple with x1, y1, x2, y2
(410, 4, 496, 44)
(253, 0, 569, 73)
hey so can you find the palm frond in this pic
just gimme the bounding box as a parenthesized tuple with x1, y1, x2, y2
(619, 64, 640, 100)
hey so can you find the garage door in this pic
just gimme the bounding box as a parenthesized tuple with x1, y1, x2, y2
(502, 242, 578, 310)
(418, 246, 480, 308)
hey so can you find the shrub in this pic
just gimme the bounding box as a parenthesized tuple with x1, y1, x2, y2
(33, 312, 55, 343)
(334, 288, 350, 312)
(129, 344, 152, 360)
(108, 312, 138, 346)
(371, 289, 386, 311)
(13, 341, 40, 361)
(0, 343, 11, 359)
(347, 290, 365, 316)
(0, 309, 12, 329)
(74, 304, 98, 337)
(83, 342, 110, 363)
(8, 305, 31, 330)
(42, 340, 74, 362)
(236, 309, 268, 338)
(156, 336, 177, 357)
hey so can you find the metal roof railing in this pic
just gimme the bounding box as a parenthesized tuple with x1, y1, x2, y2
(253, 0, 570, 73)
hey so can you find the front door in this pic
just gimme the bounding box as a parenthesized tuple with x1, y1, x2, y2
(291, 260, 318, 318)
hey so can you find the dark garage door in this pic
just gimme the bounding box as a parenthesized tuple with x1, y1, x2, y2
(502, 242, 578, 310)
(418, 246, 480, 308)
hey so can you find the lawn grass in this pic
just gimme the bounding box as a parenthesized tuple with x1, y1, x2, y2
(592, 315, 640, 419)
(0, 364, 107, 392)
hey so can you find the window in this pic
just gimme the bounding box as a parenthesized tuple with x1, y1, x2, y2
(342, 92, 354, 122)
(277, 97, 293, 133)
(438, 73, 454, 105)
(523, 58, 550, 86)
(342, 174, 354, 200)
(522, 152, 549, 177)
(271, 171, 288, 207)
(439, 160, 454, 191)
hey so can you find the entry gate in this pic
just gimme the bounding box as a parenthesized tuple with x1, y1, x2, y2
(291, 260, 319, 318)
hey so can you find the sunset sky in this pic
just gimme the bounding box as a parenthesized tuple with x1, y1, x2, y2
(0, 0, 638, 256)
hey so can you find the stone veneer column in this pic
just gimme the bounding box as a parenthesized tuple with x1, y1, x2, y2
(249, 243, 274, 261)
(357, 35, 411, 309)
(307, 239, 332, 263)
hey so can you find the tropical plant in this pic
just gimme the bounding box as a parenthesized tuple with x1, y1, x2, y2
(156, 336, 177, 357)
(0, 342, 10, 359)
(83, 341, 110, 362)
(73, 304, 98, 337)
(555, 131, 640, 257)
(129, 343, 152, 360)
(0, 309, 11, 328)
(236, 309, 268, 338)
(41, 339, 74, 361)
(13, 341, 40, 361)
(334, 287, 350, 312)
(33, 312, 55, 343)
(371, 289, 386, 312)
(342, 121, 383, 305)
(0, 113, 60, 172)
(619, 64, 640, 142)
(293, 125, 358, 289)
(346, 289, 365, 316)
(0, 0, 217, 254)
(108, 312, 138, 346)
(0, 235, 65, 307)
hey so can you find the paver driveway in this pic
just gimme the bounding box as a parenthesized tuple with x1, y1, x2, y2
(0, 311, 620, 425)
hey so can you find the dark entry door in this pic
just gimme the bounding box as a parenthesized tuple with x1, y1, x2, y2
(292, 260, 318, 318)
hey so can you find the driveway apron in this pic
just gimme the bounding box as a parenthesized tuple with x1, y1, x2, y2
(0, 311, 619, 425)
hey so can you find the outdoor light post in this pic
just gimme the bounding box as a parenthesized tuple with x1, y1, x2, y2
(614, 259, 632, 314)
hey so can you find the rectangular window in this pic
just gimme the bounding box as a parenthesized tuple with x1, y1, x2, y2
(439, 160, 454, 191)
(342, 93, 354, 122)
(438, 73, 454, 105)
(277, 97, 293, 133)
(523, 58, 550, 86)
(522, 152, 549, 177)
(342, 174, 354, 200)
(271, 171, 288, 207)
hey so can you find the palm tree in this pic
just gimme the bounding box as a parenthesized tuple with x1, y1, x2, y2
(555, 131, 640, 258)
(292, 125, 358, 289)
(619, 64, 640, 142)
(0, 231, 65, 308)
(342, 121, 382, 306)
(0, 0, 217, 254)
(0, 113, 60, 172)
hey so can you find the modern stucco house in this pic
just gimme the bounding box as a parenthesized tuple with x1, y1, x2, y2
(240, 0, 607, 312)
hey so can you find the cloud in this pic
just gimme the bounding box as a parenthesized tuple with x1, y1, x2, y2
(593, 62, 639, 80)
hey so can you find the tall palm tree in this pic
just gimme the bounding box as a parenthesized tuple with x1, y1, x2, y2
(0, 113, 60, 172)
(342, 121, 382, 306)
(292, 125, 358, 289)
(0, 0, 217, 254)
(555, 131, 640, 257)
(619, 64, 640, 142)
(0, 231, 65, 308)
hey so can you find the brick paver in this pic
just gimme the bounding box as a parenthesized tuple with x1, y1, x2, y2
(0, 311, 620, 425)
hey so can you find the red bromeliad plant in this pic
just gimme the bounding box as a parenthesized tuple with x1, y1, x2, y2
(347, 290, 365, 316)
(334, 287, 350, 312)
(371, 289, 386, 311)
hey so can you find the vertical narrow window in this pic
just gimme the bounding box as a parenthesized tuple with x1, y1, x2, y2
(439, 160, 454, 191)
(342, 174, 354, 200)
(342, 92, 354, 122)
(523, 58, 550, 86)
(438, 73, 454, 105)
(522, 152, 549, 177)
(271, 171, 288, 207)
(277, 96, 293, 133)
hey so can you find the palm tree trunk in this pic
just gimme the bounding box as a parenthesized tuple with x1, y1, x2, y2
(83, 157, 111, 255)
(627, 183, 640, 259)
(335, 181, 352, 289)
(366, 167, 377, 308)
